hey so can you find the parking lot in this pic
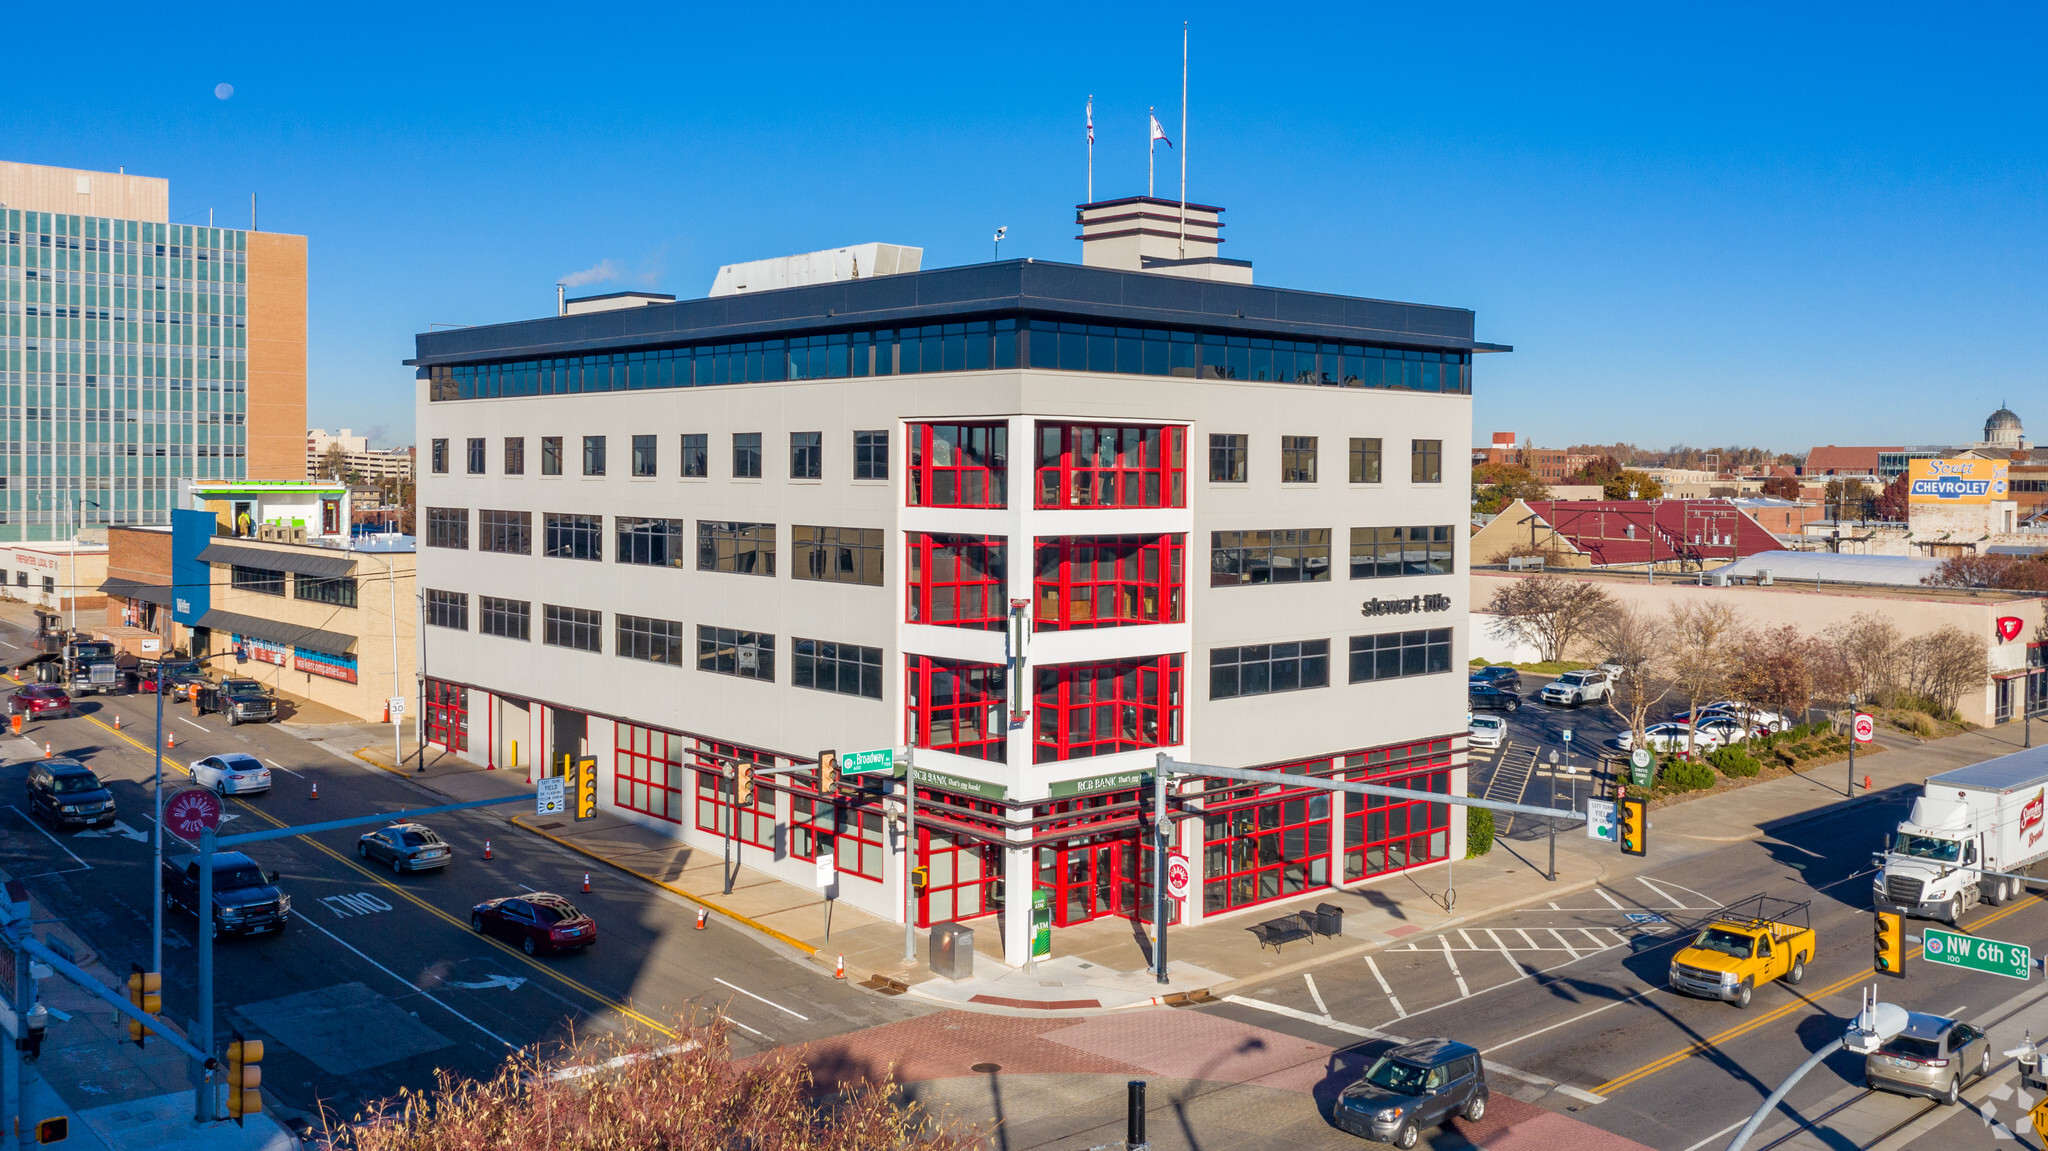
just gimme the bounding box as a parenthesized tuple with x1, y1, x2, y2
(1466, 668, 1687, 824)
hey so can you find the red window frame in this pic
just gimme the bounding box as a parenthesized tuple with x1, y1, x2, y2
(916, 824, 1003, 926)
(906, 655, 1008, 762)
(1034, 422, 1186, 509)
(1033, 655, 1183, 764)
(1201, 785, 1333, 915)
(907, 533, 1008, 630)
(1033, 535, 1184, 631)
(614, 722, 686, 823)
(1341, 742, 1453, 882)
(907, 422, 1009, 508)
(691, 739, 777, 849)
(792, 793, 886, 881)
(425, 679, 468, 752)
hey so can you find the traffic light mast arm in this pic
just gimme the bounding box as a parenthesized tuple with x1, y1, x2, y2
(14, 933, 210, 1066)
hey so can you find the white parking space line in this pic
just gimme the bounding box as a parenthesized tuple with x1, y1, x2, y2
(1636, 876, 1686, 907)
(1595, 887, 1625, 910)
(1363, 956, 1405, 1018)
(1304, 973, 1330, 1017)
(725, 1016, 771, 1039)
(8, 807, 90, 875)
(1440, 935, 1470, 998)
(1547, 901, 1560, 910)
(1485, 929, 1520, 970)
(263, 758, 305, 779)
(1577, 928, 1608, 949)
(712, 977, 810, 1021)
(1457, 929, 1480, 951)
(178, 718, 209, 732)
(1547, 928, 1581, 958)
(1514, 928, 1540, 950)
(1484, 988, 1656, 1055)
(293, 913, 518, 1050)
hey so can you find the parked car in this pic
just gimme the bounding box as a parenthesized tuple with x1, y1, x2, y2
(358, 823, 453, 873)
(1539, 670, 1612, 708)
(162, 850, 289, 938)
(1596, 658, 1628, 680)
(1695, 717, 1752, 746)
(25, 758, 115, 828)
(139, 659, 208, 701)
(1864, 1012, 1991, 1105)
(191, 753, 272, 796)
(1468, 714, 1507, 750)
(7, 684, 73, 718)
(1699, 702, 1790, 733)
(1615, 723, 1727, 755)
(1332, 1037, 1489, 1148)
(470, 894, 597, 956)
(1467, 665, 1522, 690)
(193, 677, 278, 726)
(1467, 684, 1522, 713)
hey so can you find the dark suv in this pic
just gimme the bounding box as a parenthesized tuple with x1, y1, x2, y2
(1334, 1038, 1488, 1147)
(25, 759, 115, 829)
(193, 678, 278, 726)
(1467, 683, 1522, 713)
(1468, 665, 1522, 690)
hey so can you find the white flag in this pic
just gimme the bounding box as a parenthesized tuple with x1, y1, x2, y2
(1087, 98, 1094, 145)
(1149, 114, 1173, 148)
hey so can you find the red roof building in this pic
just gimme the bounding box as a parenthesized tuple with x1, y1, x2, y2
(1471, 499, 1786, 569)
(1803, 445, 1899, 475)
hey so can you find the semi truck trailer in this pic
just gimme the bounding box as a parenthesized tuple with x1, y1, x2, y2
(1876, 746, 2048, 924)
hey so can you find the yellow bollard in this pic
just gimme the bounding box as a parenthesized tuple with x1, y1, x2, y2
(508, 739, 518, 770)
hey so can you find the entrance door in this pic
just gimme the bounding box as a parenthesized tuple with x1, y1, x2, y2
(1040, 838, 1138, 926)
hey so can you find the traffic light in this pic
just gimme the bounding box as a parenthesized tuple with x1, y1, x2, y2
(225, 1030, 264, 1125)
(818, 749, 839, 793)
(1617, 796, 1647, 857)
(573, 756, 597, 821)
(736, 761, 754, 807)
(1875, 910, 1905, 977)
(126, 964, 159, 1047)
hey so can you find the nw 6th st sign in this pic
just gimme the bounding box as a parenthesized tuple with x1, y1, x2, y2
(1923, 926, 2033, 981)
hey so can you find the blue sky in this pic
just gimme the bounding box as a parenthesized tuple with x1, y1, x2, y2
(13, 3, 2044, 453)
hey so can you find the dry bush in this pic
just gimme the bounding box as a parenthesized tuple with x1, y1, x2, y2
(342, 1018, 975, 1151)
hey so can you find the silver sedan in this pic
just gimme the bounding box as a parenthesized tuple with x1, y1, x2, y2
(356, 823, 454, 873)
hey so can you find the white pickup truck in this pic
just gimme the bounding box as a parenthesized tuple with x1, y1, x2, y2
(1875, 747, 2048, 924)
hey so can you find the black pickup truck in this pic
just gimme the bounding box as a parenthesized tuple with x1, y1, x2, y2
(162, 852, 291, 938)
(192, 677, 278, 726)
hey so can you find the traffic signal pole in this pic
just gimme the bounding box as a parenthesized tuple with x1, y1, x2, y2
(195, 826, 214, 1122)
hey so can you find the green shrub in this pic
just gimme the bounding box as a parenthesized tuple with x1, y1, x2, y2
(1466, 806, 1495, 858)
(1707, 747, 1761, 778)
(1660, 759, 1717, 792)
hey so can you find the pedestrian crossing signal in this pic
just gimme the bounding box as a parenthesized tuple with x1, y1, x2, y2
(1617, 796, 1647, 857)
(1874, 910, 1904, 977)
(573, 756, 598, 821)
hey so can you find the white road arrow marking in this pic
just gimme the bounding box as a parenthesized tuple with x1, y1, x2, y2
(449, 974, 527, 991)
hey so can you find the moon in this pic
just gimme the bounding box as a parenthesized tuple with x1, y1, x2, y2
(214, 83, 234, 100)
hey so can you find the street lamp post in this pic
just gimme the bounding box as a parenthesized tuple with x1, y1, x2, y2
(1847, 692, 1859, 797)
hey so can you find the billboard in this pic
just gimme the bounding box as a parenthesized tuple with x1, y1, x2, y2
(1908, 458, 2008, 505)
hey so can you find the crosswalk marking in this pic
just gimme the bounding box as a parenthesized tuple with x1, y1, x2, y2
(1595, 887, 1626, 911)
(1441, 935, 1470, 998)
(1364, 956, 1406, 1018)
(1515, 928, 1540, 950)
(1548, 928, 1581, 958)
(1636, 876, 1688, 907)
(1579, 928, 1610, 949)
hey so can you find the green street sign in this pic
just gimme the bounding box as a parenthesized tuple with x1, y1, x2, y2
(1924, 926, 2032, 981)
(1629, 747, 1654, 788)
(842, 748, 894, 776)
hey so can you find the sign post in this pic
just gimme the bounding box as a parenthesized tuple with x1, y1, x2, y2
(816, 848, 837, 943)
(535, 777, 566, 817)
(1629, 747, 1654, 789)
(1923, 926, 2032, 981)
(1585, 797, 1616, 842)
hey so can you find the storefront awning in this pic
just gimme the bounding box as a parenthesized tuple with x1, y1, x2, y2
(98, 578, 175, 606)
(194, 609, 357, 655)
(195, 542, 357, 579)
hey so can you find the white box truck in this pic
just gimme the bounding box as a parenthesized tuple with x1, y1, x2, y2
(1876, 747, 2048, 924)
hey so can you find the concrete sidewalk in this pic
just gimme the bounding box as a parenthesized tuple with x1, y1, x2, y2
(320, 718, 2028, 1016)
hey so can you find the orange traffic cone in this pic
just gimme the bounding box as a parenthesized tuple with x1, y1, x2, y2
(42, 742, 51, 759)
(482, 839, 493, 860)
(166, 731, 175, 750)
(309, 780, 319, 800)
(581, 873, 590, 893)
(381, 701, 390, 723)
(834, 954, 845, 979)
(695, 908, 707, 930)
(112, 714, 121, 730)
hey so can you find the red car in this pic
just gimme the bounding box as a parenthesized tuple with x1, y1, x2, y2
(138, 660, 207, 701)
(8, 684, 73, 718)
(469, 893, 596, 955)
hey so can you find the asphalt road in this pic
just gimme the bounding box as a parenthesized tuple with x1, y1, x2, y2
(1203, 788, 2048, 1149)
(0, 627, 924, 1122)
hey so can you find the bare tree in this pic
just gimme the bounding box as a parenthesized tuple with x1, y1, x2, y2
(320, 441, 351, 481)
(1820, 612, 1904, 705)
(1596, 603, 1672, 752)
(1728, 623, 1820, 721)
(1898, 625, 1990, 718)
(1484, 577, 1615, 664)
(1665, 601, 1744, 756)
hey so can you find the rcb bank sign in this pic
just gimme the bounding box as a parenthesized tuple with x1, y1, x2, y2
(1909, 458, 2008, 504)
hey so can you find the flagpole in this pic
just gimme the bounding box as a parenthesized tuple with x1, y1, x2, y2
(1148, 105, 1155, 198)
(1087, 95, 1094, 203)
(1179, 22, 1189, 258)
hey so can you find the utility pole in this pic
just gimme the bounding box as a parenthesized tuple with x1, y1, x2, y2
(902, 746, 917, 965)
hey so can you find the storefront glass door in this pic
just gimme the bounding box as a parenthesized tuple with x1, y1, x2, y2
(1037, 837, 1137, 926)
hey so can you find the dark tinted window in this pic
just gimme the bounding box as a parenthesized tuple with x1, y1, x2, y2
(49, 772, 103, 794)
(1880, 1036, 1943, 1061)
(532, 900, 581, 923)
(215, 865, 266, 889)
(400, 829, 441, 846)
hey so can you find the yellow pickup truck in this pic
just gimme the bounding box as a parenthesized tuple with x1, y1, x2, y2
(1667, 895, 1816, 1009)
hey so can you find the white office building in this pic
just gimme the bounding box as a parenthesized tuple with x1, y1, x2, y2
(410, 197, 1503, 962)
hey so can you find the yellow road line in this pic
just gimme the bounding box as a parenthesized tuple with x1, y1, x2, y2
(82, 713, 677, 1038)
(1594, 898, 2039, 1096)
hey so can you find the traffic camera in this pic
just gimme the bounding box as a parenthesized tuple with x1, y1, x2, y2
(1617, 796, 1647, 857)
(226, 1030, 264, 1124)
(1874, 910, 1904, 977)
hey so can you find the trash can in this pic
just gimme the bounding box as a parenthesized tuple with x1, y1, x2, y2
(1315, 903, 1344, 937)
(930, 922, 975, 981)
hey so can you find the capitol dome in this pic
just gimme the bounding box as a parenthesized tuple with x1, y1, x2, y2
(1986, 406, 2025, 448)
